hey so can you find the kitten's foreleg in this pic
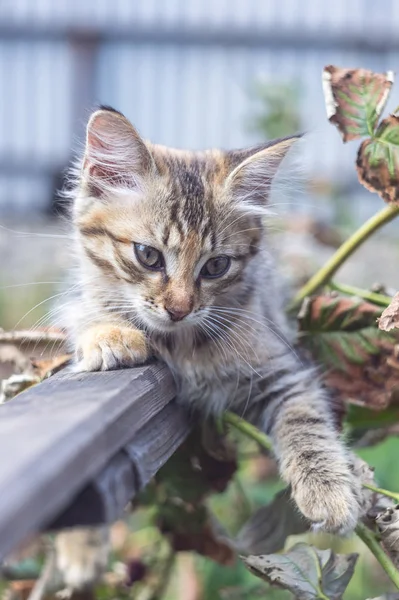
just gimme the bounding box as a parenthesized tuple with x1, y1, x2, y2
(260, 367, 361, 534)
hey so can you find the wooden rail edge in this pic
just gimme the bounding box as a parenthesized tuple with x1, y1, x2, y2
(0, 363, 190, 561)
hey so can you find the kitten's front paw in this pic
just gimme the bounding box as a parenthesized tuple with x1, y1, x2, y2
(292, 465, 361, 535)
(77, 325, 149, 371)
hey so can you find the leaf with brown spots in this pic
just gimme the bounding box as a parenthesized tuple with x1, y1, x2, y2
(298, 295, 399, 410)
(322, 66, 394, 142)
(379, 292, 399, 332)
(242, 543, 358, 600)
(357, 115, 399, 204)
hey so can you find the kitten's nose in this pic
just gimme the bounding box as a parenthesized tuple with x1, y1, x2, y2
(165, 307, 190, 322)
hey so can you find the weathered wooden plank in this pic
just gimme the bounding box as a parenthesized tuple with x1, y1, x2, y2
(48, 401, 190, 529)
(0, 364, 177, 560)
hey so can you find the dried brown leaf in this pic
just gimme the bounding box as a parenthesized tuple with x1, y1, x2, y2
(379, 292, 399, 332)
(0, 328, 66, 344)
(322, 66, 394, 142)
(351, 456, 393, 520)
(0, 373, 40, 404)
(376, 505, 399, 568)
(0, 344, 32, 373)
(356, 115, 399, 204)
(162, 509, 235, 565)
(31, 354, 72, 380)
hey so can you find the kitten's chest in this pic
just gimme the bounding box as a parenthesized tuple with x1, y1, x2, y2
(153, 339, 254, 414)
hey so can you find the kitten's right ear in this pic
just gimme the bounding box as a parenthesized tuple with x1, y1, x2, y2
(82, 107, 154, 197)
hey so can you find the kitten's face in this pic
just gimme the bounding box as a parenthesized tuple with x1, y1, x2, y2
(74, 108, 298, 336)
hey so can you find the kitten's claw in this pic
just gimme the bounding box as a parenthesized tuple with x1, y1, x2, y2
(76, 325, 149, 371)
(292, 467, 361, 535)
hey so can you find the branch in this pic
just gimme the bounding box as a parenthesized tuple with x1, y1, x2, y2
(224, 411, 399, 589)
(356, 522, 399, 589)
(363, 482, 399, 503)
(289, 204, 399, 310)
(223, 411, 273, 451)
(328, 281, 392, 307)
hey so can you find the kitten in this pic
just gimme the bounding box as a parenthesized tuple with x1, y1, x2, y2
(69, 106, 361, 534)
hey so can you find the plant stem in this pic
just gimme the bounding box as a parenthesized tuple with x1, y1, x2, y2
(223, 411, 273, 451)
(225, 411, 399, 585)
(328, 281, 392, 307)
(363, 482, 399, 503)
(224, 413, 399, 504)
(289, 204, 399, 310)
(147, 546, 175, 600)
(356, 522, 399, 589)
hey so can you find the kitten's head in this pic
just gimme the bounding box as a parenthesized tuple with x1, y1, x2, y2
(74, 107, 299, 335)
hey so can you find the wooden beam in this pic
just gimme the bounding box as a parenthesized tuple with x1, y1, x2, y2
(48, 401, 189, 529)
(0, 364, 186, 560)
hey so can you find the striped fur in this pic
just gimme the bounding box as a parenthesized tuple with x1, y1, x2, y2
(68, 107, 361, 534)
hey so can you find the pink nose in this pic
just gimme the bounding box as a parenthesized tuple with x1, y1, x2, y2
(165, 307, 191, 322)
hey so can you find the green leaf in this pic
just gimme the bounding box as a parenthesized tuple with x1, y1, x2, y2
(357, 115, 399, 204)
(323, 66, 394, 142)
(236, 489, 308, 556)
(346, 404, 399, 431)
(242, 542, 358, 600)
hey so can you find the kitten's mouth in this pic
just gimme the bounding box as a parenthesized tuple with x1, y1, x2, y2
(138, 311, 198, 335)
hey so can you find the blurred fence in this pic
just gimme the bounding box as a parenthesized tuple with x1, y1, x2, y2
(1, 0, 399, 213)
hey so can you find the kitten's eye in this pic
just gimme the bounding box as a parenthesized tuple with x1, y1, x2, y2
(134, 243, 164, 270)
(201, 256, 231, 279)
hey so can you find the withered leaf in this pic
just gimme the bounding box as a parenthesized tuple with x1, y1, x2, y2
(379, 292, 399, 332)
(31, 354, 72, 380)
(298, 295, 399, 409)
(376, 505, 399, 568)
(351, 456, 393, 520)
(357, 115, 399, 204)
(158, 505, 235, 565)
(0, 373, 40, 404)
(0, 328, 66, 344)
(242, 543, 358, 600)
(322, 66, 394, 142)
(236, 488, 308, 556)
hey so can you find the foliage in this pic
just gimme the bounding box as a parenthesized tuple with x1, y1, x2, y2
(298, 294, 399, 410)
(243, 543, 358, 600)
(247, 81, 302, 140)
(4, 64, 399, 600)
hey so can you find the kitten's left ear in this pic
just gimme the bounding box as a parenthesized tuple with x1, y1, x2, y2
(225, 135, 302, 209)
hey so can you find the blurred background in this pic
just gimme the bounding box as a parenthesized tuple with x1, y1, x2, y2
(2, 0, 399, 329)
(1, 2, 399, 599)
(2, 0, 399, 332)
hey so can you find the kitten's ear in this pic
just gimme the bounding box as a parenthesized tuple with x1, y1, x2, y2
(225, 135, 301, 210)
(83, 107, 154, 197)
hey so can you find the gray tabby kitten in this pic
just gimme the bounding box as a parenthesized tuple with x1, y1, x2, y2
(69, 106, 361, 534)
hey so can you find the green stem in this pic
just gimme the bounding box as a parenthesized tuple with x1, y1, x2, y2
(225, 412, 399, 586)
(289, 204, 399, 310)
(224, 414, 399, 504)
(328, 281, 391, 307)
(363, 482, 399, 503)
(223, 411, 273, 451)
(356, 522, 399, 589)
